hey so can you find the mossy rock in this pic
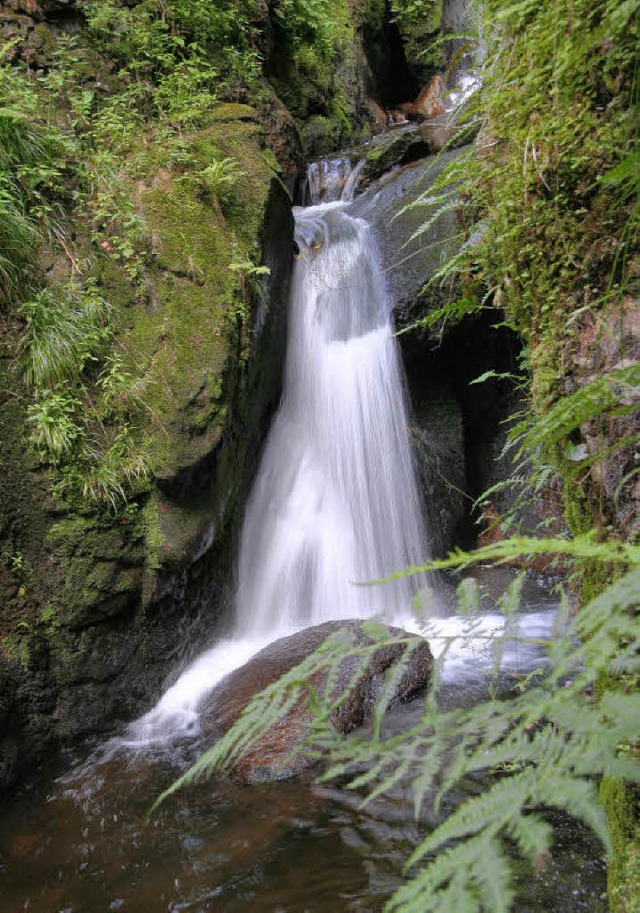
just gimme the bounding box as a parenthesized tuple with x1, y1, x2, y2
(300, 115, 342, 158)
(44, 516, 144, 629)
(393, 0, 444, 84)
(600, 776, 640, 913)
(356, 118, 477, 187)
(96, 110, 278, 482)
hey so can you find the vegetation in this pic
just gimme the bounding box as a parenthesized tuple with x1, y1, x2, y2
(156, 537, 639, 911)
(1, 0, 379, 513)
(0, 61, 72, 303)
(153, 0, 638, 909)
(413, 0, 637, 400)
(0, 0, 637, 907)
(0, 2, 271, 513)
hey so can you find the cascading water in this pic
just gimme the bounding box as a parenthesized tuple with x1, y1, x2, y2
(306, 156, 365, 204)
(235, 201, 428, 634)
(1, 156, 577, 913)
(109, 161, 554, 755)
(114, 169, 434, 749)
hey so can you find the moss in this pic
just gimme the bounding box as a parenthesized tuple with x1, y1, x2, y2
(563, 451, 637, 911)
(562, 472, 592, 538)
(600, 776, 640, 913)
(46, 517, 126, 561)
(265, 0, 370, 155)
(300, 115, 341, 157)
(43, 514, 143, 629)
(392, 0, 444, 82)
(31, 23, 57, 59)
(94, 110, 276, 480)
(140, 498, 166, 571)
(1, 630, 32, 671)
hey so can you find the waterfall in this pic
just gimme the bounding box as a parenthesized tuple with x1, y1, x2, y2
(236, 201, 428, 634)
(111, 169, 433, 750)
(306, 156, 365, 204)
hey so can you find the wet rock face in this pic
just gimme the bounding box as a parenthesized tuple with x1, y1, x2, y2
(350, 148, 465, 323)
(567, 295, 640, 539)
(0, 0, 84, 66)
(203, 621, 433, 783)
(0, 111, 294, 793)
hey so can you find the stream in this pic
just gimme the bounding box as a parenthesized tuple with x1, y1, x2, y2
(0, 157, 608, 912)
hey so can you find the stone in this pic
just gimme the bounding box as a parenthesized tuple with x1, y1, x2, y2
(369, 99, 388, 133)
(350, 147, 466, 321)
(400, 74, 447, 121)
(0, 106, 294, 793)
(202, 621, 433, 783)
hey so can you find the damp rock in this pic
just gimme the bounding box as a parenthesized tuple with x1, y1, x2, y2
(202, 620, 433, 784)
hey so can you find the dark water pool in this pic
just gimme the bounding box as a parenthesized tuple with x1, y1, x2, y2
(0, 722, 607, 912)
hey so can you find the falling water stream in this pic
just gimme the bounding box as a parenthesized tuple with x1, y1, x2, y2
(109, 160, 432, 750)
(0, 162, 607, 913)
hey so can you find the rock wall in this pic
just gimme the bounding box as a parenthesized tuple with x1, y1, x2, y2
(0, 3, 305, 786)
(0, 0, 491, 789)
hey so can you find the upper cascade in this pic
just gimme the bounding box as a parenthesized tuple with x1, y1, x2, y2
(306, 157, 366, 205)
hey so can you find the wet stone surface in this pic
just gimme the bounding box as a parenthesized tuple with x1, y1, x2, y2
(203, 620, 433, 783)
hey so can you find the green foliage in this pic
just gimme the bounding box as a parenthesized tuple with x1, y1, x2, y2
(20, 282, 111, 389)
(90, 172, 149, 283)
(400, 0, 637, 551)
(26, 389, 82, 462)
(82, 0, 261, 109)
(473, 364, 640, 540)
(0, 61, 73, 304)
(155, 539, 640, 911)
(64, 427, 151, 513)
(154, 59, 220, 126)
(193, 156, 246, 215)
(272, 0, 339, 57)
(96, 355, 149, 420)
(387, 0, 445, 73)
(415, 0, 637, 393)
(18, 274, 153, 512)
(389, 0, 442, 30)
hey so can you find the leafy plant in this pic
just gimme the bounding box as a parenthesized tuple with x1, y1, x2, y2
(97, 354, 149, 420)
(26, 389, 83, 461)
(154, 538, 639, 911)
(20, 282, 111, 390)
(77, 427, 150, 512)
(194, 156, 246, 217)
(0, 64, 73, 303)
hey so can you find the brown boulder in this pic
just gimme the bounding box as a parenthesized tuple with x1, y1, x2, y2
(400, 74, 447, 120)
(203, 621, 433, 783)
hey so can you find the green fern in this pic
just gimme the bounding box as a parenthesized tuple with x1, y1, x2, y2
(152, 538, 639, 910)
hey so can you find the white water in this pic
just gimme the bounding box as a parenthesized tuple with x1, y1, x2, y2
(306, 157, 365, 204)
(444, 70, 481, 112)
(105, 168, 556, 756)
(236, 201, 429, 634)
(109, 180, 437, 751)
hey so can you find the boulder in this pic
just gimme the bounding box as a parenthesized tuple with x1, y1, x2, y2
(356, 115, 475, 190)
(203, 621, 433, 783)
(400, 74, 447, 121)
